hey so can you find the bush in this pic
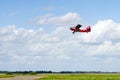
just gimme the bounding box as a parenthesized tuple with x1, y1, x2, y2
(6, 72, 13, 75)
(29, 72, 37, 75)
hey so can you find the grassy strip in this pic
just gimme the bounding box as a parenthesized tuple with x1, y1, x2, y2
(0, 74, 14, 78)
(37, 74, 120, 80)
(0, 75, 14, 78)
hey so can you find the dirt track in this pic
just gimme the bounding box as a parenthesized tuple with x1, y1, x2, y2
(0, 75, 43, 80)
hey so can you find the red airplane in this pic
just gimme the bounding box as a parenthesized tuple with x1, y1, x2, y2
(70, 24, 91, 34)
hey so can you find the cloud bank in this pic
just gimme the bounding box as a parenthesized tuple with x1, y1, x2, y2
(0, 13, 120, 71)
(37, 12, 83, 26)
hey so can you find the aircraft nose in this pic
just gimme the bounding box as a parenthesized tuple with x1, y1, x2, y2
(70, 27, 72, 30)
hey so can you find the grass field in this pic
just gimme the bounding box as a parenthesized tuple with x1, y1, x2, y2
(0, 73, 120, 80)
(37, 74, 120, 80)
(0, 74, 14, 78)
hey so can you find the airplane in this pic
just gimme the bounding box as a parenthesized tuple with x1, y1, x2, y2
(70, 24, 91, 34)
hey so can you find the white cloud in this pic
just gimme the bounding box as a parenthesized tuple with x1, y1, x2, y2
(1, 17, 120, 71)
(83, 20, 120, 58)
(0, 25, 70, 66)
(82, 20, 118, 43)
(37, 12, 83, 26)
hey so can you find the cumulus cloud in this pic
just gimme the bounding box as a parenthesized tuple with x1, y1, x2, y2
(82, 20, 120, 43)
(0, 18, 120, 71)
(37, 12, 83, 26)
(0, 25, 70, 66)
(82, 20, 120, 58)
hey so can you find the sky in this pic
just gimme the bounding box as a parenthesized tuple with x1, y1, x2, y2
(0, 0, 120, 72)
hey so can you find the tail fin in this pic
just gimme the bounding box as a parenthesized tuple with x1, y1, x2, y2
(86, 26, 91, 32)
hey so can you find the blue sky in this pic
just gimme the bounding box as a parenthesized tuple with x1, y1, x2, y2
(0, 0, 120, 71)
(0, 0, 120, 28)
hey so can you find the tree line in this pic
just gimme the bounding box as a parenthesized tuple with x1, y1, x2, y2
(0, 71, 120, 74)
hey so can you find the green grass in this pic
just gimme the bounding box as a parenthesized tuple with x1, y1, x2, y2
(37, 74, 120, 80)
(0, 74, 14, 78)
